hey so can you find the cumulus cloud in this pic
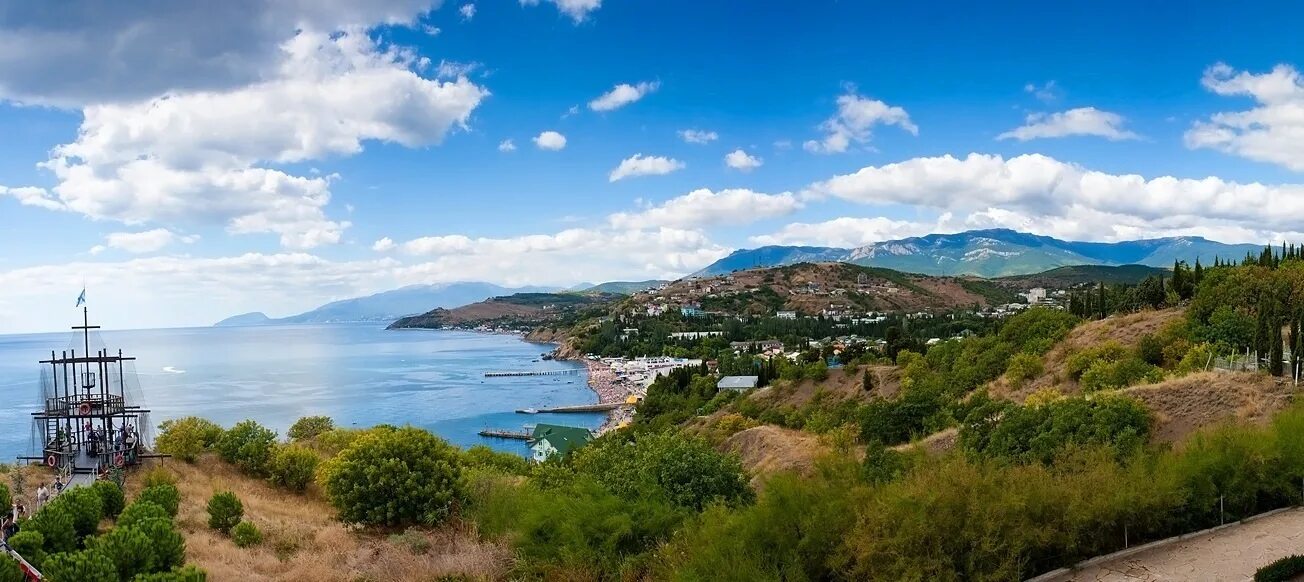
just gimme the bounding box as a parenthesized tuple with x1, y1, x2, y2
(998, 107, 1139, 141)
(804, 90, 917, 154)
(678, 129, 719, 144)
(519, 0, 603, 23)
(724, 149, 763, 172)
(459, 3, 476, 20)
(0, 1, 441, 107)
(803, 152, 1304, 242)
(372, 237, 397, 252)
(1024, 81, 1061, 103)
(93, 229, 198, 254)
(749, 217, 937, 248)
(1185, 63, 1304, 171)
(588, 81, 659, 112)
(609, 154, 685, 182)
(498, 139, 517, 152)
(534, 131, 567, 150)
(607, 188, 801, 230)
(0, 186, 63, 211)
(3, 30, 488, 249)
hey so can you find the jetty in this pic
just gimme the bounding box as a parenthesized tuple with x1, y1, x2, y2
(477, 429, 532, 440)
(485, 369, 580, 377)
(516, 403, 622, 414)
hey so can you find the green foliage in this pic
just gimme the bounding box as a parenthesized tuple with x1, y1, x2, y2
(205, 491, 243, 534)
(117, 500, 169, 529)
(26, 500, 77, 553)
(133, 518, 185, 572)
(287, 416, 335, 441)
(231, 521, 262, 548)
(91, 524, 156, 579)
(0, 483, 10, 513)
(216, 420, 278, 476)
(155, 417, 224, 463)
(1256, 555, 1304, 582)
(570, 431, 753, 510)
(997, 307, 1079, 353)
(6, 530, 45, 571)
(1079, 357, 1163, 392)
(40, 549, 117, 582)
(321, 426, 465, 527)
(960, 394, 1152, 464)
(91, 480, 126, 518)
(1065, 341, 1131, 380)
(57, 487, 105, 538)
(137, 483, 180, 518)
(857, 385, 947, 446)
(130, 564, 208, 582)
(1004, 353, 1043, 387)
(267, 444, 320, 493)
(862, 442, 911, 484)
(0, 556, 23, 582)
(462, 445, 531, 476)
(141, 467, 177, 489)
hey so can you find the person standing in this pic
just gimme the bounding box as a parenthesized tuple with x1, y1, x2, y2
(36, 483, 48, 508)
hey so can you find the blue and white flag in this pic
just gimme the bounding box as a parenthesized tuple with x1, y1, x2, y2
(75, 288, 86, 307)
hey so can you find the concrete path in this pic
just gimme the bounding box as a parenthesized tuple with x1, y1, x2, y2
(1049, 508, 1304, 581)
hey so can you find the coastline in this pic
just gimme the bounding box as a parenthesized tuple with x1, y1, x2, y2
(583, 358, 633, 434)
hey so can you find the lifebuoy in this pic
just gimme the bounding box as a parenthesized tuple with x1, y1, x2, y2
(113, 452, 125, 468)
(45, 455, 56, 467)
(78, 402, 91, 415)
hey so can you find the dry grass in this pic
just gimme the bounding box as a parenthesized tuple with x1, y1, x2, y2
(748, 365, 897, 410)
(125, 455, 512, 582)
(721, 425, 832, 489)
(991, 307, 1186, 402)
(1120, 371, 1294, 444)
(890, 427, 959, 455)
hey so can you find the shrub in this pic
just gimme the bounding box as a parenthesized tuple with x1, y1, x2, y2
(0, 483, 10, 513)
(1065, 341, 1131, 380)
(961, 395, 1152, 464)
(25, 501, 76, 553)
(1005, 353, 1044, 387)
(388, 528, 432, 554)
(216, 420, 278, 476)
(206, 491, 243, 533)
(133, 518, 185, 571)
(287, 416, 335, 441)
(90, 480, 125, 518)
(462, 445, 530, 476)
(1079, 357, 1163, 392)
(137, 483, 181, 517)
(39, 548, 117, 582)
(321, 426, 465, 527)
(117, 500, 169, 529)
(58, 487, 104, 537)
(231, 521, 262, 548)
(6, 530, 45, 570)
(155, 417, 224, 462)
(571, 431, 753, 510)
(131, 564, 207, 582)
(0, 556, 22, 582)
(91, 524, 155, 579)
(1256, 554, 1304, 582)
(267, 444, 320, 492)
(141, 467, 177, 489)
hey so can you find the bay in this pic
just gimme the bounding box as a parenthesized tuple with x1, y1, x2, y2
(0, 323, 604, 460)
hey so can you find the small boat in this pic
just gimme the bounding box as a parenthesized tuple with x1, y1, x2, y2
(520, 408, 539, 414)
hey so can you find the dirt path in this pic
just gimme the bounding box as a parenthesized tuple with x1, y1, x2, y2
(1049, 507, 1304, 581)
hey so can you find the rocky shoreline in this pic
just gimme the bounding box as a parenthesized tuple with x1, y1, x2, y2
(583, 359, 633, 434)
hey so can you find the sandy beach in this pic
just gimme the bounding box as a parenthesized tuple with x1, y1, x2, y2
(584, 359, 633, 434)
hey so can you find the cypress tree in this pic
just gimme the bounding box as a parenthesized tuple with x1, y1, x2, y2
(1097, 282, 1107, 319)
(1271, 316, 1285, 376)
(1291, 317, 1301, 381)
(1193, 258, 1204, 287)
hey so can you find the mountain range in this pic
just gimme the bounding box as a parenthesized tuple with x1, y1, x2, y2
(214, 282, 557, 326)
(694, 229, 1263, 278)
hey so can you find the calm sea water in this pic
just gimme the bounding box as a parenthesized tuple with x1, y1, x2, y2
(0, 323, 604, 459)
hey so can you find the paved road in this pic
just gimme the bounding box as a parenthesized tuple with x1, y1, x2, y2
(1051, 508, 1304, 581)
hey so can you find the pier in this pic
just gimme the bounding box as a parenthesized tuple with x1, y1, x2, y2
(516, 403, 623, 414)
(478, 429, 532, 440)
(485, 369, 581, 377)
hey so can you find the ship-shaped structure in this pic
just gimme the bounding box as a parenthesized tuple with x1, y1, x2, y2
(19, 308, 159, 478)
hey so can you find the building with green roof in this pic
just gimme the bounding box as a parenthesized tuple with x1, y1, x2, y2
(529, 423, 595, 463)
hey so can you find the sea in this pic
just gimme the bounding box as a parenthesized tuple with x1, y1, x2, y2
(0, 323, 605, 460)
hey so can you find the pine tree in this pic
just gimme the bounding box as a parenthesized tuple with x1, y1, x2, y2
(1098, 282, 1108, 319)
(1193, 258, 1204, 287)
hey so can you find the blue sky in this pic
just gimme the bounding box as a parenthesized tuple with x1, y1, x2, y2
(1, 0, 1303, 332)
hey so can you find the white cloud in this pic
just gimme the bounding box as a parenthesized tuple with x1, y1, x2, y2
(608, 188, 800, 230)
(998, 107, 1139, 141)
(562, 105, 580, 119)
(724, 149, 763, 172)
(498, 139, 517, 152)
(97, 229, 198, 254)
(804, 152, 1304, 242)
(534, 131, 567, 150)
(609, 154, 685, 182)
(435, 59, 479, 79)
(459, 3, 476, 20)
(0, 186, 64, 211)
(1185, 63, 1304, 171)
(1024, 81, 1061, 103)
(588, 81, 659, 112)
(3, 29, 487, 249)
(678, 129, 719, 144)
(421, 24, 442, 36)
(519, 0, 603, 23)
(0, 1, 441, 107)
(804, 90, 917, 154)
(750, 217, 936, 248)
(372, 237, 396, 252)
